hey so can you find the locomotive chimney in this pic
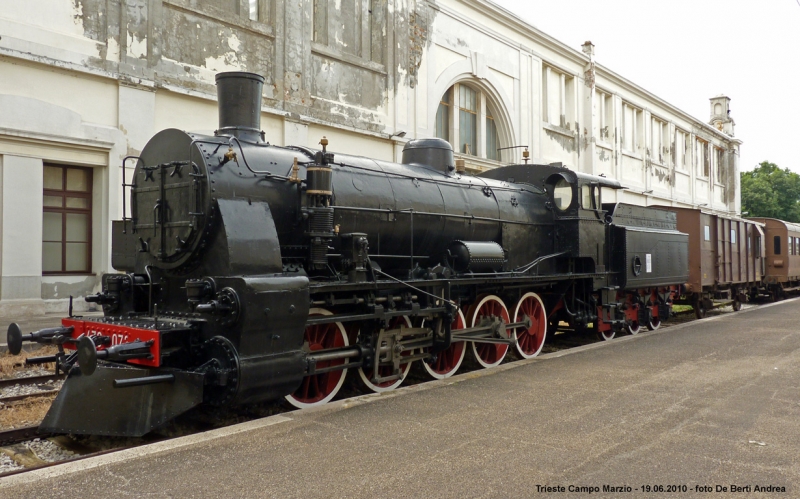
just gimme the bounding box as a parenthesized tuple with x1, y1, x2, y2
(215, 71, 265, 142)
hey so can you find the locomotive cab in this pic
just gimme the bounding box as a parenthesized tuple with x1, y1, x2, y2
(544, 166, 623, 274)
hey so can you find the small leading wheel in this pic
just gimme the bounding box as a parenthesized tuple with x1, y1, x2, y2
(422, 310, 467, 379)
(357, 316, 413, 393)
(469, 295, 511, 368)
(513, 292, 547, 359)
(285, 308, 349, 409)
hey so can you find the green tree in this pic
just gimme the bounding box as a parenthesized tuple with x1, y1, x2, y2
(741, 161, 800, 222)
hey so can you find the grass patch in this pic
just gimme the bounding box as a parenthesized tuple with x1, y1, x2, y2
(0, 396, 56, 429)
(0, 346, 59, 378)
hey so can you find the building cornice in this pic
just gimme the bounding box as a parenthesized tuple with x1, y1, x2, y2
(449, 0, 738, 144)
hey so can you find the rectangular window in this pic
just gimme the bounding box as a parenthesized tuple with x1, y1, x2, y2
(595, 89, 613, 142)
(543, 66, 574, 130)
(697, 139, 709, 177)
(313, 0, 328, 43)
(459, 86, 477, 155)
(621, 103, 642, 152)
(43, 164, 92, 274)
(715, 147, 725, 183)
(652, 117, 668, 164)
(731, 229, 736, 244)
(774, 235, 782, 255)
(248, 0, 258, 20)
(704, 225, 710, 241)
(675, 129, 689, 171)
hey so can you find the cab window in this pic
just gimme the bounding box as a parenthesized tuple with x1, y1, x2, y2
(553, 178, 572, 210)
(581, 185, 598, 210)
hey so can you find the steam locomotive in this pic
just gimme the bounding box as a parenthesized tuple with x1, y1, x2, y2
(6, 72, 688, 437)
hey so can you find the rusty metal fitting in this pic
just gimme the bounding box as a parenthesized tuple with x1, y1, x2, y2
(223, 147, 237, 164)
(289, 157, 301, 184)
(455, 159, 466, 173)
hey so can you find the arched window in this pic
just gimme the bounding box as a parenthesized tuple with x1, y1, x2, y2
(435, 83, 504, 162)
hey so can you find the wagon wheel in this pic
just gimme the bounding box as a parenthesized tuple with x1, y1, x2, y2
(732, 297, 742, 312)
(693, 296, 707, 319)
(646, 308, 661, 331)
(626, 295, 642, 334)
(513, 292, 547, 359)
(468, 295, 511, 368)
(421, 310, 467, 379)
(285, 308, 349, 409)
(646, 298, 661, 331)
(357, 316, 414, 393)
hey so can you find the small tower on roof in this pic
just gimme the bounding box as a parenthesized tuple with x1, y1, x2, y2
(709, 94, 735, 136)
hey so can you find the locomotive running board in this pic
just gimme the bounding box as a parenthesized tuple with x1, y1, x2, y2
(39, 364, 204, 437)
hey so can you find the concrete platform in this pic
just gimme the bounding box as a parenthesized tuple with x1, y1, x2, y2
(2, 299, 799, 498)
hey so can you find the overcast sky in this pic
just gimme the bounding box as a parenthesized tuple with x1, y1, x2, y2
(490, 0, 799, 173)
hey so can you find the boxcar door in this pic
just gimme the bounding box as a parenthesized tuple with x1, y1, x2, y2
(700, 213, 715, 288)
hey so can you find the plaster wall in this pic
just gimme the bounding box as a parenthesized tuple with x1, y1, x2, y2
(0, 58, 118, 127)
(1, 155, 44, 301)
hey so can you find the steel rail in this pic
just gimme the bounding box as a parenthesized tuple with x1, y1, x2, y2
(0, 374, 64, 390)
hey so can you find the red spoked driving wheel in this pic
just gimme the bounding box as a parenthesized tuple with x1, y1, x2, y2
(422, 310, 467, 379)
(513, 292, 547, 359)
(285, 308, 349, 409)
(357, 316, 414, 393)
(469, 295, 511, 368)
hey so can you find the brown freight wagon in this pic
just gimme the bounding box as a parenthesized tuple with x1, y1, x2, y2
(747, 218, 800, 300)
(656, 207, 765, 318)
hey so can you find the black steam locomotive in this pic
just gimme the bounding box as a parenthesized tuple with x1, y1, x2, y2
(6, 72, 689, 437)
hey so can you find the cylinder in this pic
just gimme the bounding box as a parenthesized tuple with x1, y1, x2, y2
(306, 166, 333, 195)
(215, 71, 265, 141)
(402, 138, 455, 173)
(447, 240, 505, 272)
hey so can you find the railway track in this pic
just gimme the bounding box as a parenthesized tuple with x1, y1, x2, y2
(0, 374, 64, 406)
(0, 374, 65, 391)
(0, 298, 770, 477)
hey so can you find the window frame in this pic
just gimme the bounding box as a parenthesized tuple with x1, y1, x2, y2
(621, 102, 643, 153)
(435, 89, 451, 142)
(696, 138, 710, 178)
(436, 82, 506, 163)
(42, 164, 93, 275)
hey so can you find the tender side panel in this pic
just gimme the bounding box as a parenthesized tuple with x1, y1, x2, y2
(613, 226, 690, 290)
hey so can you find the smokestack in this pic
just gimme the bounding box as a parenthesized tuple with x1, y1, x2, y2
(215, 71, 265, 142)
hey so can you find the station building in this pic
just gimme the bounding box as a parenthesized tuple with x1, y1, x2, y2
(0, 0, 741, 316)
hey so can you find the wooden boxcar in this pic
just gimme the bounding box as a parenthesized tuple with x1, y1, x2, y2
(656, 207, 765, 317)
(747, 218, 800, 299)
